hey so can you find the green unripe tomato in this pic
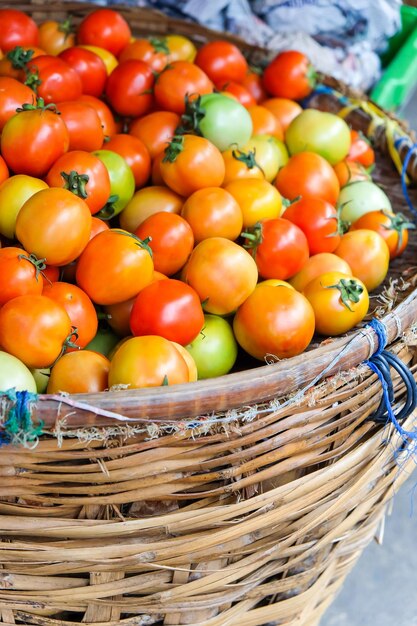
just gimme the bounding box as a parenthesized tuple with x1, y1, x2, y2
(186, 314, 238, 379)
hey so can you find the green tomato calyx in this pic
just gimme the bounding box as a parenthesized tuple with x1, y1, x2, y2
(58, 16, 75, 38)
(6, 46, 34, 69)
(61, 170, 89, 200)
(175, 94, 205, 136)
(241, 222, 263, 254)
(18, 253, 46, 280)
(96, 194, 119, 220)
(149, 37, 170, 55)
(232, 147, 263, 173)
(163, 134, 185, 163)
(325, 278, 363, 312)
(381, 210, 415, 252)
(16, 96, 59, 114)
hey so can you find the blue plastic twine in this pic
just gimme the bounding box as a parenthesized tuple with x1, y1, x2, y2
(300, 84, 350, 109)
(394, 136, 417, 223)
(0, 389, 41, 447)
(365, 319, 417, 443)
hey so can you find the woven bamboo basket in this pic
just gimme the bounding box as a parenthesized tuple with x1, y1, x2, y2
(1, 3, 417, 625)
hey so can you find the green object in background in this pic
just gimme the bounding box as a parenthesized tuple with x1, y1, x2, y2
(371, 4, 417, 110)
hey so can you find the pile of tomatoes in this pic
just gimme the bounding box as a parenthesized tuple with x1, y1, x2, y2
(0, 7, 413, 396)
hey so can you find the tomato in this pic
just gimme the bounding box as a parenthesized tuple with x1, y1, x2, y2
(171, 342, 197, 382)
(219, 81, 255, 107)
(154, 61, 213, 114)
(0, 46, 42, 81)
(184, 237, 258, 315)
(1, 100, 69, 178)
(244, 218, 309, 280)
(243, 135, 286, 182)
(25, 55, 82, 104)
(224, 179, 283, 228)
(78, 94, 117, 137)
(76, 229, 154, 305)
(195, 41, 248, 85)
(233, 283, 315, 360)
(275, 152, 340, 205)
(289, 252, 352, 292)
(129, 111, 180, 159)
(30, 367, 50, 393)
(47, 350, 109, 394)
(285, 110, 351, 165)
(165, 34, 197, 63)
(42, 265, 60, 283)
(58, 46, 107, 97)
(0, 294, 73, 368)
(350, 210, 413, 260)
(0, 77, 34, 131)
(334, 229, 390, 292)
(92, 149, 135, 216)
(89, 216, 109, 240)
(77, 9, 131, 57)
(46, 150, 111, 216)
(0, 10, 39, 53)
(104, 134, 151, 189)
(282, 197, 341, 254)
(85, 327, 120, 357)
(247, 105, 283, 140)
(160, 134, 225, 196)
(104, 297, 135, 337)
(222, 147, 264, 186)
(57, 101, 104, 151)
(0, 247, 44, 306)
(38, 19, 75, 55)
(262, 98, 302, 132)
(108, 335, 189, 389)
(15, 188, 92, 266)
(78, 45, 118, 75)
(105, 60, 154, 118)
(241, 69, 267, 104)
(186, 314, 238, 379)
(181, 187, 243, 243)
(0, 351, 37, 393)
(263, 51, 314, 100)
(0, 156, 9, 185)
(347, 130, 375, 168)
(333, 159, 371, 188)
(130, 279, 204, 345)
(119, 37, 170, 72)
(42, 281, 98, 349)
(303, 272, 369, 336)
(0, 174, 48, 239)
(196, 93, 253, 151)
(151, 152, 165, 186)
(337, 180, 392, 224)
(120, 185, 183, 232)
(135, 212, 194, 276)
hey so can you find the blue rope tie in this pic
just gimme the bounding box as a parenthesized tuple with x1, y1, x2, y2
(300, 84, 350, 109)
(365, 319, 417, 443)
(0, 389, 41, 447)
(394, 137, 417, 223)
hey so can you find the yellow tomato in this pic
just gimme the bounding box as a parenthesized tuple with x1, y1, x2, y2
(0, 175, 49, 239)
(165, 34, 197, 62)
(79, 45, 118, 74)
(224, 178, 283, 228)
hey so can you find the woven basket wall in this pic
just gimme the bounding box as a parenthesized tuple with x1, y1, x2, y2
(1, 3, 417, 626)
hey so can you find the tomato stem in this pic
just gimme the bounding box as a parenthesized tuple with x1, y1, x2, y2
(61, 170, 89, 199)
(16, 96, 60, 114)
(175, 94, 205, 136)
(381, 210, 415, 252)
(18, 253, 46, 280)
(163, 134, 185, 163)
(6, 46, 34, 69)
(96, 194, 119, 220)
(232, 147, 263, 173)
(115, 229, 154, 258)
(58, 16, 75, 38)
(324, 278, 364, 312)
(23, 67, 42, 93)
(241, 223, 263, 254)
(149, 37, 170, 55)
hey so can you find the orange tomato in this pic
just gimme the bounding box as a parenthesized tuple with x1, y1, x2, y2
(262, 97, 302, 132)
(181, 187, 243, 243)
(247, 105, 284, 140)
(289, 252, 352, 292)
(129, 110, 180, 159)
(334, 229, 390, 292)
(47, 350, 110, 394)
(221, 147, 265, 186)
(105, 134, 151, 189)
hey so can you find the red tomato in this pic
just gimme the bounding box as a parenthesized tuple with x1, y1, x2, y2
(77, 9, 131, 57)
(108, 335, 189, 389)
(241, 69, 267, 104)
(38, 19, 76, 56)
(262, 97, 302, 132)
(129, 111, 180, 159)
(42, 281, 98, 349)
(0, 294, 73, 368)
(350, 210, 413, 260)
(46, 150, 111, 216)
(334, 229, 390, 292)
(119, 37, 170, 72)
(0, 156, 8, 185)
(42, 265, 60, 283)
(76, 229, 154, 305)
(333, 159, 371, 188)
(105, 59, 154, 118)
(184, 237, 258, 315)
(15, 188, 92, 266)
(195, 41, 247, 85)
(244, 217, 309, 280)
(263, 51, 314, 100)
(104, 297, 135, 337)
(160, 134, 225, 196)
(47, 350, 109, 394)
(130, 279, 204, 345)
(57, 101, 104, 152)
(275, 152, 340, 205)
(282, 197, 341, 254)
(135, 212, 194, 276)
(0, 77, 34, 131)
(1, 100, 69, 178)
(216, 81, 255, 107)
(233, 282, 315, 360)
(0, 9, 39, 53)
(105, 134, 151, 189)
(0, 246, 44, 305)
(347, 130, 375, 168)
(59, 46, 107, 98)
(154, 61, 213, 114)
(25, 55, 82, 104)
(78, 94, 117, 137)
(89, 216, 110, 240)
